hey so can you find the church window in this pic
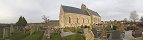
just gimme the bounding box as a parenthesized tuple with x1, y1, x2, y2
(83, 18, 84, 23)
(77, 18, 78, 23)
(69, 17, 71, 23)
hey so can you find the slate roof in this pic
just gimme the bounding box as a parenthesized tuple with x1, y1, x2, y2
(61, 5, 100, 17)
(89, 9, 100, 17)
(62, 5, 89, 15)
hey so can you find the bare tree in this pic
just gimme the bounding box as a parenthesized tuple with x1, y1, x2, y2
(137, 16, 143, 28)
(42, 15, 49, 23)
(42, 15, 51, 38)
(130, 11, 139, 22)
(123, 18, 128, 22)
(140, 16, 143, 22)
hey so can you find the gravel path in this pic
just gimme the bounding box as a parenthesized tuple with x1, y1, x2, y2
(124, 30, 134, 40)
(60, 32, 75, 37)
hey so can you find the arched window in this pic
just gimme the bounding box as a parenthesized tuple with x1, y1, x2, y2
(77, 18, 78, 23)
(69, 17, 71, 23)
(83, 18, 84, 23)
(87, 19, 88, 23)
(95, 18, 96, 22)
(96, 18, 98, 23)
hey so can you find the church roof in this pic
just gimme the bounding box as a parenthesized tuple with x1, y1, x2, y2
(61, 5, 89, 15)
(88, 9, 100, 17)
(61, 5, 100, 17)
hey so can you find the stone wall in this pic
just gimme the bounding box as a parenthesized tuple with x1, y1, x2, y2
(60, 13, 91, 28)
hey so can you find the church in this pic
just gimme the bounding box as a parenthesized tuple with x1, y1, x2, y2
(59, 4, 101, 28)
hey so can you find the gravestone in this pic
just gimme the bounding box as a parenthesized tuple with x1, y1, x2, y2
(108, 30, 123, 40)
(84, 28, 94, 40)
(92, 28, 98, 38)
(10, 25, 14, 34)
(30, 25, 35, 35)
(3, 27, 9, 39)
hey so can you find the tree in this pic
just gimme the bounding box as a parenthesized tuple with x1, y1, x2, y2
(140, 16, 143, 22)
(130, 11, 139, 22)
(123, 18, 128, 22)
(42, 15, 49, 23)
(22, 17, 27, 26)
(138, 16, 143, 28)
(16, 16, 27, 26)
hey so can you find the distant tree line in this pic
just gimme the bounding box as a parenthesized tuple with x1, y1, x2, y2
(137, 16, 143, 28)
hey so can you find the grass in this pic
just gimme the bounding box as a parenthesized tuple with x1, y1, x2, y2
(63, 34, 85, 40)
(8, 30, 30, 40)
(8, 30, 44, 40)
(63, 27, 83, 33)
(50, 33, 62, 40)
(23, 31, 44, 40)
(0, 28, 3, 38)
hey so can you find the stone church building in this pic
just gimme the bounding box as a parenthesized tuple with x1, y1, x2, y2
(59, 4, 101, 28)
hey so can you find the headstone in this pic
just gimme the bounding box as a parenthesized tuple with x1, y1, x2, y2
(84, 28, 94, 40)
(10, 25, 14, 34)
(30, 25, 35, 35)
(92, 28, 98, 38)
(3, 27, 9, 39)
(3, 28, 6, 38)
(109, 30, 123, 40)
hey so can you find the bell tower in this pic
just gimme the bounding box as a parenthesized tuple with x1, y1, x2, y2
(81, 4, 86, 10)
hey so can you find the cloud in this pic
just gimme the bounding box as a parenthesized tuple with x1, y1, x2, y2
(0, 0, 60, 23)
(0, 0, 143, 23)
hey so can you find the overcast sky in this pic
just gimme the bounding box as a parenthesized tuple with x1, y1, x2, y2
(0, 0, 143, 23)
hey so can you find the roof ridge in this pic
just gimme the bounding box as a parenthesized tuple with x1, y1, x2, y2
(61, 5, 100, 17)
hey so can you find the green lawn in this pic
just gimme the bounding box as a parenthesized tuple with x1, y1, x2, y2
(0, 28, 3, 38)
(50, 33, 62, 40)
(23, 31, 44, 40)
(63, 34, 85, 40)
(8, 30, 30, 40)
(8, 30, 44, 40)
(63, 27, 83, 33)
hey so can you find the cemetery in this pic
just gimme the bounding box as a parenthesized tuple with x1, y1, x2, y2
(1, 0, 143, 40)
